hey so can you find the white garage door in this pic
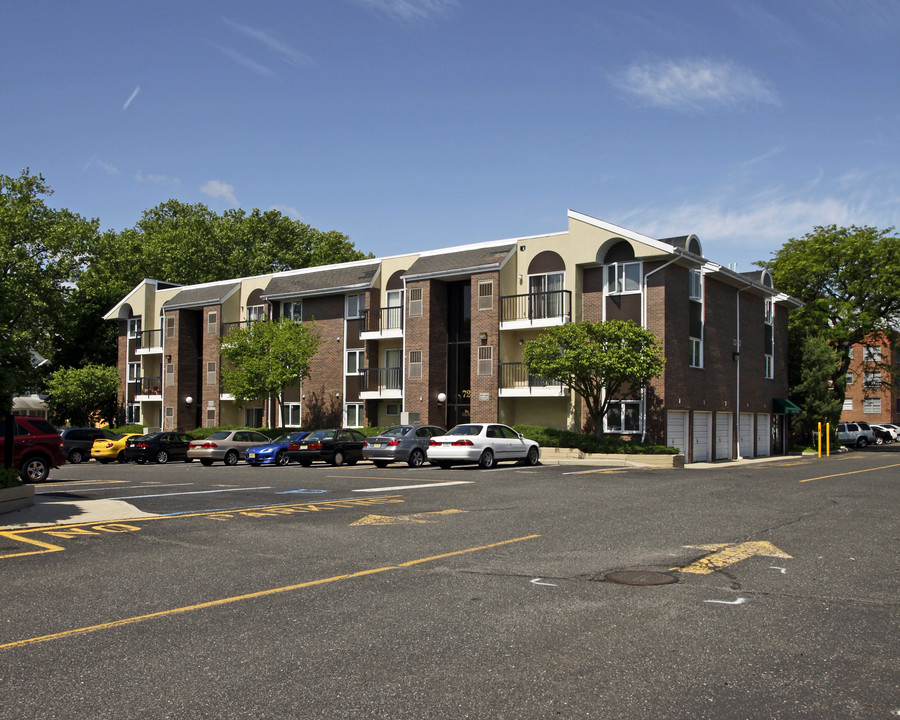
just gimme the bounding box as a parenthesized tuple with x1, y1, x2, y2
(738, 413, 754, 458)
(692, 411, 712, 463)
(715, 413, 732, 460)
(756, 414, 771, 457)
(667, 411, 688, 456)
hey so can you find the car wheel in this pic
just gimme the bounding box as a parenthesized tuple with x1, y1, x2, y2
(874, 435, 884, 445)
(525, 446, 540, 466)
(200, 459, 214, 466)
(857, 437, 868, 448)
(224, 450, 239, 466)
(68, 448, 85, 464)
(478, 448, 496, 469)
(373, 460, 389, 468)
(156, 450, 169, 464)
(407, 449, 425, 468)
(21, 456, 50, 483)
(332, 451, 345, 467)
(116, 451, 126, 464)
(273, 451, 287, 466)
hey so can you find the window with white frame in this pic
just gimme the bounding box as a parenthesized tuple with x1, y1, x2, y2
(847, 346, 854, 359)
(606, 401, 641, 433)
(864, 371, 882, 387)
(409, 350, 423, 378)
(863, 398, 881, 414)
(605, 262, 641, 295)
(346, 349, 364, 375)
(346, 294, 363, 319)
(127, 404, 140, 424)
(386, 290, 403, 330)
(166, 315, 175, 338)
(477, 346, 493, 376)
(689, 269, 702, 301)
(247, 304, 266, 322)
(764, 298, 774, 379)
(207, 311, 217, 335)
(283, 301, 302, 321)
(128, 362, 140, 383)
(842, 399, 853, 411)
(283, 403, 301, 427)
(128, 317, 142, 338)
(245, 408, 263, 428)
(864, 345, 882, 362)
(477, 281, 493, 310)
(345, 403, 364, 427)
(206, 408, 216, 428)
(206, 361, 217, 385)
(690, 338, 703, 368)
(846, 373, 853, 385)
(765, 354, 774, 379)
(408, 287, 423, 316)
(689, 271, 703, 369)
(764, 298, 774, 325)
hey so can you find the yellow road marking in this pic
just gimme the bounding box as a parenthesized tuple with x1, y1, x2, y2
(350, 509, 466, 526)
(677, 541, 792, 575)
(800, 461, 900, 483)
(0, 534, 541, 651)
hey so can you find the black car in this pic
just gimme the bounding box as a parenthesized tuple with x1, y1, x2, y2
(60, 427, 119, 464)
(288, 428, 367, 467)
(124, 432, 193, 464)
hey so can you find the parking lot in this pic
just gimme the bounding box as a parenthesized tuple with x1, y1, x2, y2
(1, 451, 898, 718)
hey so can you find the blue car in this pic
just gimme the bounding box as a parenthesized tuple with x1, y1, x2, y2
(245, 431, 310, 466)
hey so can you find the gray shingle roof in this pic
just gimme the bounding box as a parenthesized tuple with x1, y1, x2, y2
(162, 282, 241, 309)
(404, 243, 515, 280)
(262, 261, 380, 299)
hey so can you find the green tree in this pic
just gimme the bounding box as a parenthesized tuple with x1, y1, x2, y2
(218, 319, 322, 425)
(790, 334, 844, 440)
(45, 365, 120, 427)
(523, 320, 665, 435)
(0, 170, 98, 413)
(759, 225, 900, 407)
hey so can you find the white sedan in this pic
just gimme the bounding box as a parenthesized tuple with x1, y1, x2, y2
(427, 423, 540, 469)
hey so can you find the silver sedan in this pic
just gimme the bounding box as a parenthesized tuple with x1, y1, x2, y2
(427, 423, 540, 469)
(363, 425, 446, 468)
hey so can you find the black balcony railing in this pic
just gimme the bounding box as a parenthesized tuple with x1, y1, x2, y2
(137, 329, 163, 350)
(500, 290, 572, 324)
(361, 306, 404, 334)
(362, 367, 403, 393)
(220, 320, 252, 336)
(138, 376, 162, 395)
(499, 363, 563, 391)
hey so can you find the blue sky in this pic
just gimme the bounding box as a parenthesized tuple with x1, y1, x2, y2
(4, 0, 897, 272)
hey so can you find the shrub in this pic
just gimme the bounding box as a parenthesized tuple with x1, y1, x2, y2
(0, 466, 23, 488)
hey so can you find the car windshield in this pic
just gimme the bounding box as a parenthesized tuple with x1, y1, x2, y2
(445, 424, 484, 436)
(382, 426, 411, 437)
(307, 430, 335, 441)
(207, 431, 231, 440)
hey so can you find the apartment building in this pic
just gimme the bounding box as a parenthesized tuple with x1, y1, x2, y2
(840, 333, 899, 424)
(105, 210, 801, 462)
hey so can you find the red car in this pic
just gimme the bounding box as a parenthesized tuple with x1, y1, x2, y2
(0, 416, 67, 482)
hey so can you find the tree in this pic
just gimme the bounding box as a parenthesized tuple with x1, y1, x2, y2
(0, 170, 98, 413)
(218, 320, 322, 426)
(45, 365, 120, 427)
(790, 334, 844, 440)
(523, 320, 665, 435)
(758, 225, 900, 407)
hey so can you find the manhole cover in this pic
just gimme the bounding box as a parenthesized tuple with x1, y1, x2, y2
(604, 570, 678, 586)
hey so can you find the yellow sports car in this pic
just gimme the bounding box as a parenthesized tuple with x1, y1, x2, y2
(91, 433, 142, 464)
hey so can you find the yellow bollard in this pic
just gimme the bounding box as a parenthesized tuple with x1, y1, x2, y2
(826, 422, 830, 457)
(818, 422, 822, 458)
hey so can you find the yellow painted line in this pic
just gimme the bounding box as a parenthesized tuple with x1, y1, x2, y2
(0, 534, 540, 651)
(0, 533, 66, 560)
(800, 461, 900, 483)
(677, 541, 792, 575)
(350, 509, 466, 526)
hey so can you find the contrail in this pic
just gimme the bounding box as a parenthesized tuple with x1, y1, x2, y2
(123, 86, 140, 110)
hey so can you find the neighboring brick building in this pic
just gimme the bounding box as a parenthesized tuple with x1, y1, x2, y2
(840, 333, 899, 424)
(104, 210, 801, 462)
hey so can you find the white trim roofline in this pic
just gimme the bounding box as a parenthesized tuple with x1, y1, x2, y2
(103, 278, 181, 320)
(568, 209, 680, 256)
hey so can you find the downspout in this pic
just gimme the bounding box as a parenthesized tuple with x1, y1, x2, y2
(161, 307, 167, 432)
(734, 282, 753, 459)
(640, 256, 681, 443)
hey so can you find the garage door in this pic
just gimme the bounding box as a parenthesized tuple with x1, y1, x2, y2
(692, 412, 712, 463)
(756, 414, 771, 457)
(715, 412, 732, 460)
(738, 413, 754, 458)
(667, 411, 688, 456)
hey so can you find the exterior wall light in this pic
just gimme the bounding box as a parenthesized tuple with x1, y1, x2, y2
(437, 393, 447, 403)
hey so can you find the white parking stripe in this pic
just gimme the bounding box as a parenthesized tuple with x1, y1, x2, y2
(353, 481, 474, 492)
(113, 487, 272, 500)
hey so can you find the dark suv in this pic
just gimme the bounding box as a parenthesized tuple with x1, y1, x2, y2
(0, 416, 67, 482)
(60, 427, 119, 464)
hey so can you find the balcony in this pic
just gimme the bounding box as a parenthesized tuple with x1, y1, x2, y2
(359, 367, 403, 399)
(498, 363, 566, 397)
(221, 320, 252, 336)
(360, 306, 404, 340)
(135, 376, 163, 401)
(135, 329, 163, 355)
(500, 290, 572, 330)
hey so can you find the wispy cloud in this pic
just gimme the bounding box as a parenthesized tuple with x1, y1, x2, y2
(222, 19, 311, 67)
(354, 0, 458, 22)
(135, 171, 180, 184)
(82, 155, 120, 175)
(611, 58, 780, 111)
(206, 40, 275, 77)
(200, 180, 238, 206)
(272, 204, 302, 219)
(738, 145, 786, 169)
(122, 86, 140, 111)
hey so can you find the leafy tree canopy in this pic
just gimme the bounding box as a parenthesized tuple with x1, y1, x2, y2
(45, 364, 120, 427)
(790, 334, 844, 438)
(218, 319, 322, 426)
(523, 320, 665, 435)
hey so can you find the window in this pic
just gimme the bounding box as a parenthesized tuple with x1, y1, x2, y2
(346, 350, 364, 375)
(386, 403, 400, 416)
(477, 346, 493, 376)
(529, 272, 565, 318)
(386, 290, 403, 330)
(606, 401, 641, 433)
(477, 281, 493, 310)
(385, 349, 402, 390)
(128, 318, 142, 339)
(283, 301, 302, 321)
(765, 354, 774, 379)
(346, 403, 364, 427)
(864, 345, 882, 362)
(283, 403, 301, 427)
(764, 299, 774, 325)
(128, 362, 140, 383)
(689, 269, 702, 301)
(206, 361, 217, 385)
(165, 363, 175, 387)
(863, 398, 881, 414)
(842, 399, 853, 411)
(346, 294, 363, 319)
(245, 408, 264, 428)
(848, 347, 854, 359)
(166, 315, 175, 338)
(206, 408, 216, 428)
(690, 338, 703, 368)
(207, 311, 217, 334)
(605, 262, 641, 295)
(409, 350, 423, 379)
(127, 404, 140, 424)
(846, 373, 853, 385)
(408, 287, 423, 317)
(247, 305, 266, 322)
(864, 371, 882, 387)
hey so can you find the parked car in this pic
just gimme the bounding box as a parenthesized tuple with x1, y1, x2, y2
(427, 423, 540, 469)
(188, 430, 272, 466)
(91, 432, 143, 464)
(124, 432, 193, 464)
(0, 416, 66, 483)
(288, 428, 367, 467)
(363, 424, 446, 468)
(60, 427, 119, 464)
(869, 425, 894, 445)
(245, 431, 311, 466)
(837, 422, 876, 448)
